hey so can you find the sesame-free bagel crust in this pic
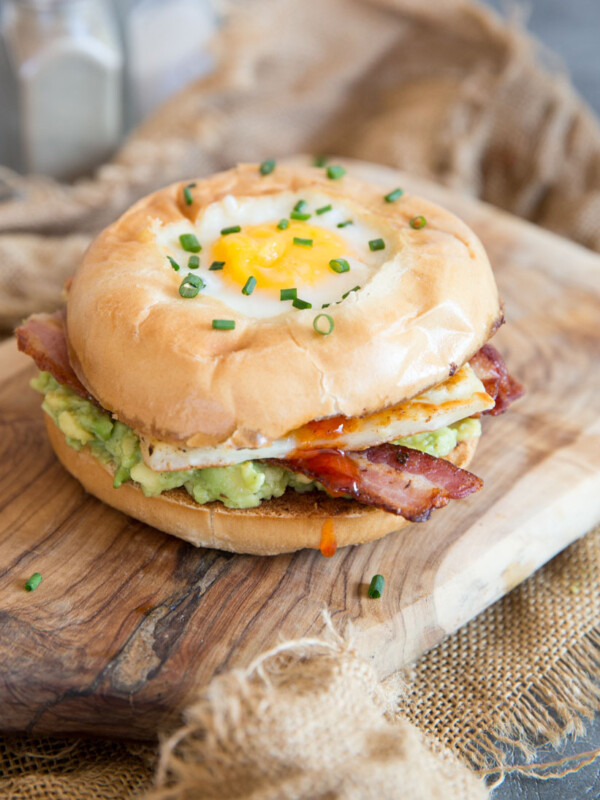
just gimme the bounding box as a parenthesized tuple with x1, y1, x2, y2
(45, 414, 479, 555)
(67, 164, 501, 448)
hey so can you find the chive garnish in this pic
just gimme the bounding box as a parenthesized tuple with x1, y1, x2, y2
(313, 155, 328, 167)
(280, 288, 297, 301)
(326, 165, 346, 180)
(293, 237, 313, 247)
(212, 319, 236, 330)
(188, 255, 200, 269)
(167, 255, 180, 272)
(313, 313, 334, 336)
(209, 261, 225, 271)
(183, 183, 196, 205)
(277, 219, 290, 230)
(293, 200, 308, 213)
(292, 298, 312, 309)
(291, 211, 311, 221)
(368, 238, 385, 251)
(259, 159, 276, 175)
(410, 215, 427, 229)
(342, 285, 361, 299)
(337, 220, 353, 228)
(221, 225, 241, 235)
(368, 574, 385, 599)
(179, 233, 201, 253)
(25, 572, 42, 592)
(329, 258, 350, 274)
(316, 204, 332, 215)
(242, 276, 257, 296)
(179, 273, 205, 298)
(384, 188, 403, 203)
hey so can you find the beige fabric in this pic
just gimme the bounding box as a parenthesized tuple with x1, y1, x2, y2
(2, 0, 600, 330)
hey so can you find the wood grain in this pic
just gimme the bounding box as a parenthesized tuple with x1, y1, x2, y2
(1, 160, 599, 739)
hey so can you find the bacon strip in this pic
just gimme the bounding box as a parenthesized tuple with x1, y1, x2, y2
(277, 444, 483, 522)
(470, 343, 524, 415)
(15, 311, 90, 399)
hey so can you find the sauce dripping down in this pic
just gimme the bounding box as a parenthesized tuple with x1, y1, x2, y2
(320, 518, 337, 558)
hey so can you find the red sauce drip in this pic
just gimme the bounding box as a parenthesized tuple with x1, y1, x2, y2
(287, 449, 361, 497)
(320, 518, 337, 558)
(295, 414, 360, 449)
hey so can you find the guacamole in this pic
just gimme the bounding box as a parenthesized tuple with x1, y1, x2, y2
(32, 371, 480, 509)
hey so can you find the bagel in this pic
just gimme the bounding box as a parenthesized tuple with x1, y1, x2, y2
(17, 162, 523, 555)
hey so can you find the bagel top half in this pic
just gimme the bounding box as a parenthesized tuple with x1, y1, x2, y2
(67, 164, 501, 449)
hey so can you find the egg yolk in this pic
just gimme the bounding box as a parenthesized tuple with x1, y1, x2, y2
(212, 221, 353, 290)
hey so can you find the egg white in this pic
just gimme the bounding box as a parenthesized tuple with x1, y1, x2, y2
(154, 191, 393, 318)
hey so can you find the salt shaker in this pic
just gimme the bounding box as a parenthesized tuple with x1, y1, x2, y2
(1, 0, 123, 181)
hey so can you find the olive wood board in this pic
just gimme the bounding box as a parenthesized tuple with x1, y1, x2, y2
(1, 159, 599, 740)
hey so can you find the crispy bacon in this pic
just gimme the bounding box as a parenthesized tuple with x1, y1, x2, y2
(470, 343, 524, 415)
(15, 311, 89, 399)
(277, 444, 483, 521)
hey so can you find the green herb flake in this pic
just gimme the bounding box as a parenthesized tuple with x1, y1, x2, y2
(221, 225, 241, 236)
(329, 258, 350, 274)
(179, 233, 202, 253)
(368, 574, 385, 599)
(316, 204, 332, 215)
(280, 288, 298, 301)
(259, 159, 276, 176)
(290, 211, 311, 221)
(337, 220, 353, 228)
(313, 313, 334, 336)
(167, 255, 180, 272)
(410, 215, 427, 230)
(183, 183, 196, 205)
(25, 572, 42, 592)
(277, 219, 290, 230)
(293, 237, 313, 248)
(384, 188, 403, 203)
(292, 298, 312, 309)
(342, 285, 361, 299)
(209, 261, 225, 271)
(326, 165, 346, 180)
(368, 238, 385, 251)
(313, 155, 329, 167)
(179, 273, 205, 298)
(242, 276, 257, 296)
(187, 255, 200, 269)
(212, 319, 236, 330)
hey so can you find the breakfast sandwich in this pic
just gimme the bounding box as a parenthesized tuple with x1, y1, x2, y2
(16, 163, 523, 555)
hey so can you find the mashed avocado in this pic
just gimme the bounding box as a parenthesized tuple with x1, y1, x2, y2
(32, 372, 480, 509)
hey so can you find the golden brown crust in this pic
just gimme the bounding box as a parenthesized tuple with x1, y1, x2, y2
(67, 164, 501, 448)
(45, 415, 479, 556)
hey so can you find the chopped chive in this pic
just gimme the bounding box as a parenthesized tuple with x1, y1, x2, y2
(293, 237, 313, 247)
(187, 255, 200, 269)
(410, 215, 427, 229)
(329, 258, 350, 274)
(183, 182, 196, 205)
(316, 204, 332, 215)
(179, 273, 205, 298)
(25, 572, 42, 592)
(277, 218, 290, 230)
(293, 200, 308, 213)
(384, 188, 403, 203)
(280, 288, 297, 301)
(292, 298, 312, 309)
(326, 165, 346, 180)
(368, 238, 385, 251)
(212, 319, 236, 330)
(167, 255, 180, 272)
(290, 211, 311, 221)
(259, 159, 276, 175)
(321, 303, 330, 308)
(242, 276, 257, 296)
(209, 261, 225, 271)
(313, 313, 334, 336)
(179, 233, 201, 253)
(368, 574, 385, 599)
(342, 285, 361, 299)
(221, 225, 241, 235)
(337, 220, 353, 228)
(313, 155, 329, 167)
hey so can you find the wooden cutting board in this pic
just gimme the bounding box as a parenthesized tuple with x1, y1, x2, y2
(1, 160, 599, 740)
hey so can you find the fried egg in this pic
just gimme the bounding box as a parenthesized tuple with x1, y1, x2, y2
(139, 363, 495, 471)
(154, 190, 393, 317)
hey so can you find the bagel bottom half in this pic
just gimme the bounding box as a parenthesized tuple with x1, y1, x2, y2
(45, 415, 480, 556)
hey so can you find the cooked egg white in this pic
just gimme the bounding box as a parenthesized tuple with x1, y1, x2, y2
(154, 190, 394, 317)
(139, 363, 494, 471)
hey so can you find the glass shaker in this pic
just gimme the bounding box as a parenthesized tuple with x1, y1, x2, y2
(1, 0, 123, 181)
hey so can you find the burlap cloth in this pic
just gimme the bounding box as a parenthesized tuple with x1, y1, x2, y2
(2, 0, 600, 797)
